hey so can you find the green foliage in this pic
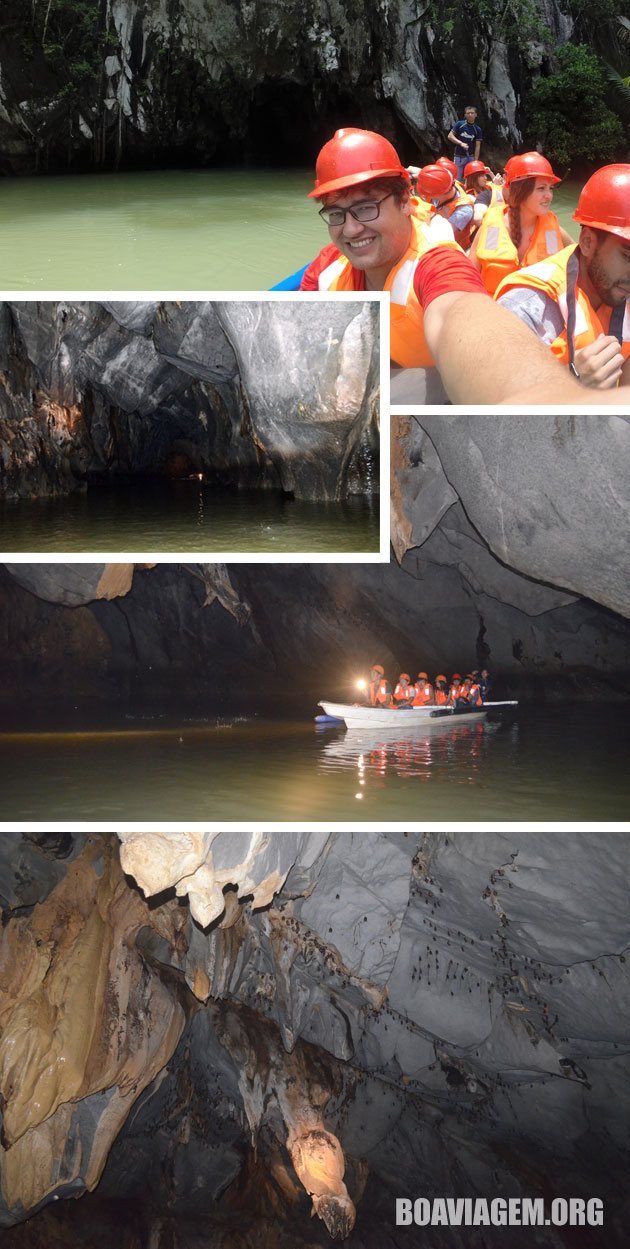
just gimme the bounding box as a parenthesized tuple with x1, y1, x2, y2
(40, 0, 107, 101)
(426, 0, 551, 47)
(526, 43, 625, 167)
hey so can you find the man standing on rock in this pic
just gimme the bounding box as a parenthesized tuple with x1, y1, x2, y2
(494, 165, 630, 389)
(447, 106, 483, 181)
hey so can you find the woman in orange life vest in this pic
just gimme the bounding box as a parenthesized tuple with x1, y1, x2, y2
(412, 671, 434, 706)
(434, 675, 449, 705)
(469, 152, 574, 295)
(368, 664, 392, 707)
(393, 673, 415, 705)
(417, 164, 474, 251)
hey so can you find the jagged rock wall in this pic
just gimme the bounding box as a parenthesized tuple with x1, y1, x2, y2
(1, 557, 630, 715)
(1, 831, 628, 1247)
(0, 1, 575, 175)
(0, 301, 379, 502)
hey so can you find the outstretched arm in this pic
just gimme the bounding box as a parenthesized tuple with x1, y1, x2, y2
(423, 291, 630, 405)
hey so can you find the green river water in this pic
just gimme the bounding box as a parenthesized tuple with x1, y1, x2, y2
(0, 706, 627, 822)
(0, 484, 379, 554)
(0, 169, 581, 291)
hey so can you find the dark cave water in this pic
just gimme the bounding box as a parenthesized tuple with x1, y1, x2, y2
(0, 705, 628, 821)
(0, 168, 581, 291)
(0, 484, 379, 554)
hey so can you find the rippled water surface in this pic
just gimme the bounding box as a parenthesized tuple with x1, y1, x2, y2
(0, 170, 581, 292)
(1, 706, 627, 821)
(0, 483, 379, 554)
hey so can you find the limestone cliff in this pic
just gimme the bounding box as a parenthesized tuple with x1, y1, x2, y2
(0, 0, 577, 176)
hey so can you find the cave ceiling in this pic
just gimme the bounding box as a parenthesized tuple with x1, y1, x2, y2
(1, 831, 628, 1248)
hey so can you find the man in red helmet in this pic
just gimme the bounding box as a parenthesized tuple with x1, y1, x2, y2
(416, 164, 474, 249)
(494, 164, 630, 388)
(300, 128, 487, 403)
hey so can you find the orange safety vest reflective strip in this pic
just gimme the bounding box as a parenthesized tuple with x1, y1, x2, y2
(495, 244, 630, 365)
(369, 679, 390, 706)
(475, 204, 563, 296)
(394, 683, 413, 701)
(412, 682, 434, 706)
(316, 214, 461, 368)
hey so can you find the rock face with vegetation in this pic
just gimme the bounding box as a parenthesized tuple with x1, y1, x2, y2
(1, 1, 627, 175)
(0, 301, 379, 502)
(1, 832, 628, 1247)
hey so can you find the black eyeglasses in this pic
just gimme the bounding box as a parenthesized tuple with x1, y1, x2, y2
(319, 193, 394, 227)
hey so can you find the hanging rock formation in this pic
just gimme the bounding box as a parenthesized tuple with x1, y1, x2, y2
(395, 414, 630, 620)
(1, 831, 628, 1247)
(0, 301, 379, 502)
(1, 539, 630, 713)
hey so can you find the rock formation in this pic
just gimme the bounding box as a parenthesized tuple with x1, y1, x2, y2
(0, 1, 577, 175)
(1, 831, 628, 1247)
(0, 301, 379, 502)
(1, 542, 630, 714)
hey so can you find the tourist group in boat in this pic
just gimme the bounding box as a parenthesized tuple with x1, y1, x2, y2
(282, 111, 630, 404)
(365, 665, 491, 710)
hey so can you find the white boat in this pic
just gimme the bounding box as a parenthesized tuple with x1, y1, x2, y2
(317, 700, 517, 730)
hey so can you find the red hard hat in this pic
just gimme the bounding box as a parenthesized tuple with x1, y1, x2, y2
(399, 673, 410, 682)
(417, 164, 453, 198)
(503, 152, 560, 188)
(464, 160, 486, 179)
(371, 663, 385, 675)
(309, 129, 410, 199)
(435, 675, 447, 683)
(417, 671, 428, 680)
(573, 164, 630, 242)
(436, 157, 458, 179)
(452, 673, 461, 681)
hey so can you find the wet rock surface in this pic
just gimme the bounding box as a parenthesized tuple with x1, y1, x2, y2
(0, 302, 379, 502)
(1, 831, 628, 1247)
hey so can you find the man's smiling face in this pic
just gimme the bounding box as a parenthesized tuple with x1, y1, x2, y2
(322, 180, 413, 285)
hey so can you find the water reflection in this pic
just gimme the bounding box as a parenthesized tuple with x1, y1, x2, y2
(319, 720, 497, 787)
(0, 709, 626, 821)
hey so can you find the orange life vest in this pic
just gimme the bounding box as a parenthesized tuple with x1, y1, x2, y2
(411, 195, 435, 225)
(495, 244, 630, 365)
(439, 192, 474, 249)
(489, 183, 504, 207)
(469, 683, 483, 706)
(475, 204, 563, 296)
(435, 688, 448, 705)
(394, 682, 413, 702)
(315, 214, 461, 368)
(369, 679, 391, 706)
(412, 681, 434, 706)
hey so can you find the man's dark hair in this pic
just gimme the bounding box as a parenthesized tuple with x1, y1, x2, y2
(465, 105, 477, 112)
